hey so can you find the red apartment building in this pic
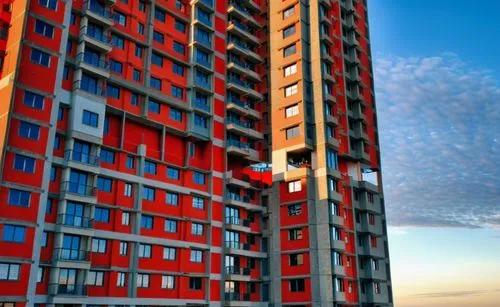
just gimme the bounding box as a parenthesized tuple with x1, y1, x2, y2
(0, 0, 392, 306)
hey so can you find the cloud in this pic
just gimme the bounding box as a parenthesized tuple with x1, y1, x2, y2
(374, 53, 500, 228)
(411, 289, 500, 298)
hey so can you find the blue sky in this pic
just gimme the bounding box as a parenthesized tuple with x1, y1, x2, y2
(367, 1, 500, 306)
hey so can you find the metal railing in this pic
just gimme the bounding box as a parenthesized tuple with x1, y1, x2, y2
(84, 0, 113, 19)
(76, 52, 109, 70)
(61, 181, 97, 197)
(225, 292, 251, 301)
(57, 214, 94, 229)
(225, 241, 250, 250)
(81, 26, 110, 44)
(64, 149, 100, 166)
(54, 248, 90, 262)
(225, 216, 251, 227)
(50, 283, 88, 296)
(73, 79, 106, 97)
(227, 117, 254, 129)
(227, 139, 250, 150)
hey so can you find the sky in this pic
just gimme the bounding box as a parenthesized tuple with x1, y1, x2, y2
(367, 1, 500, 306)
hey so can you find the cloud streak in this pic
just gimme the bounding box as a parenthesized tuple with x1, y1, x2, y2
(374, 53, 500, 228)
(411, 289, 500, 299)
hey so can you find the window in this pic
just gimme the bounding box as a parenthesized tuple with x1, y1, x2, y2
(114, 11, 127, 26)
(371, 259, 379, 271)
(284, 63, 297, 77)
(143, 186, 155, 201)
(290, 279, 305, 292)
(189, 277, 202, 290)
(148, 99, 160, 114)
(333, 251, 343, 266)
(130, 93, 139, 106)
(155, 8, 166, 22)
(0, 263, 20, 280)
(167, 167, 180, 180)
(107, 85, 120, 99)
(150, 76, 162, 90)
(163, 247, 176, 260)
(121, 212, 130, 226)
(2, 225, 26, 243)
(194, 114, 208, 128)
(138, 244, 151, 258)
(370, 236, 378, 248)
(193, 172, 205, 185)
(288, 180, 301, 192)
(286, 126, 300, 139)
(191, 223, 203, 235)
(94, 207, 110, 223)
(173, 62, 184, 76)
(153, 30, 164, 44)
(171, 85, 183, 99)
(141, 215, 153, 229)
(289, 228, 303, 240)
(91, 238, 107, 253)
(50, 166, 56, 182)
(285, 83, 298, 97)
(161, 275, 175, 289)
(285, 104, 299, 118)
(151, 52, 163, 66)
(82, 110, 98, 127)
(8, 189, 30, 207)
(328, 177, 338, 192)
(37, 266, 44, 283)
(190, 249, 202, 262)
(100, 149, 115, 164)
(133, 69, 141, 82)
(169, 108, 182, 122)
(39, 0, 57, 10)
(35, 19, 54, 37)
(137, 273, 150, 288)
(31, 48, 50, 66)
(290, 253, 303, 266)
(192, 196, 204, 209)
(137, 22, 144, 35)
(124, 183, 132, 197)
(144, 160, 157, 174)
(374, 282, 381, 294)
(283, 44, 296, 57)
(117, 272, 126, 287)
(19, 121, 40, 140)
(283, 25, 296, 38)
(103, 117, 109, 135)
(189, 143, 195, 157)
(367, 192, 374, 204)
(111, 35, 125, 49)
(332, 227, 341, 241)
(164, 219, 177, 233)
(174, 19, 186, 32)
(126, 156, 135, 168)
(97, 177, 112, 192)
(173, 41, 185, 54)
(63, 65, 70, 80)
(175, 0, 186, 12)
(14, 154, 35, 173)
(138, 0, 145, 11)
(58, 106, 64, 120)
(197, 7, 211, 26)
(288, 203, 302, 216)
(166, 192, 179, 205)
(23, 91, 44, 109)
(369, 213, 375, 225)
(119, 241, 128, 255)
(87, 270, 104, 286)
(53, 135, 61, 149)
(326, 148, 338, 169)
(133, 45, 142, 58)
(283, 6, 295, 18)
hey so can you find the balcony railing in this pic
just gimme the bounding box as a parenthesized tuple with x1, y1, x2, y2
(54, 248, 90, 262)
(226, 192, 251, 203)
(227, 117, 254, 129)
(84, 0, 113, 19)
(62, 181, 97, 197)
(74, 79, 106, 97)
(64, 150, 100, 166)
(225, 292, 251, 301)
(228, 97, 255, 110)
(194, 100, 210, 112)
(227, 139, 251, 150)
(81, 26, 110, 44)
(225, 241, 251, 250)
(228, 37, 248, 49)
(50, 283, 88, 296)
(57, 214, 94, 229)
(225, 216, 251, 227)
(76, 52, 109, 70)
(225, 266, 251, 275)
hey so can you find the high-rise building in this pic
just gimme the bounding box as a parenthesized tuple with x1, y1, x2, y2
(0, 0, 392, 306)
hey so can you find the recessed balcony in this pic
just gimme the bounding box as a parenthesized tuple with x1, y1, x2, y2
(227, 0, 260, 28)
(226, 117, 263, 140)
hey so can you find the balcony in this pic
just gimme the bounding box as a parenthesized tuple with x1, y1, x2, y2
(53, 248, 90, 262)
(227, 38, 263, 63)
(227, 56, 261, 82)
(49, 283, 87, 297)
(333, 289, 346, 303)
(358, 243, 385, 258)
(57, 214, 94, 229)
(227, 0, 260, 28)
(325, 114, 339, 126)
(362, 282, 390, 304)
(357, 217, 383, 235)
(343, 33, 359, 47)
(327, 136, 340, 150)
(227, 97, 261, 120)
(330, 214, 344, 227)
(227, 20, 260, 45)
(76, 52, 110, 79)
(346, 88, 362, 101)
(227, 140, 260, 162)
(344, 52, 360, 64)
(332, 264, 345, 276)
(80, 26, 112, 53)
(61, 181, 97, 203)
(359, 266, 387, 281)
(224, 292, 251, 303)
(227, 77, 264, 101)
(193, 0, 214, 12)
(226, 117, 263, 140)
(224, 266, 252, 282)
(83, 0, 113, 26)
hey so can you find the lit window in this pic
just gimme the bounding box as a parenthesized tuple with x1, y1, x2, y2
(288, 180, 301, 192)
(285, 104, 299, 118)
(285, 83, 298, 97)
(284, 63, 297, 77)
(283, 6, 295, 19)
(190, 249, 203, 262)
(161, 275, 175, 289)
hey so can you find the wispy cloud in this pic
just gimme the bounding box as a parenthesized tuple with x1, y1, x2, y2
(411, 289, 500, 299)
(374, 53, 500, 228)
